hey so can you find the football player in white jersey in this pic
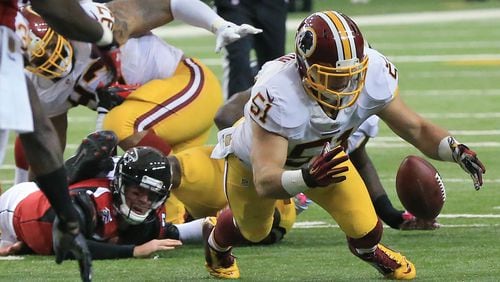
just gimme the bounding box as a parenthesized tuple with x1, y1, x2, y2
(14, 0, 262, 183)
(0, 0, 123, 280)
(14, 0, 262, 233)
(204, 11, 485, 279)
(215, 90, 439, 230)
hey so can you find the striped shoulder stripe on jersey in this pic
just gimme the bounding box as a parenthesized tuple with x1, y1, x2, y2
(318, 11, 357, 61)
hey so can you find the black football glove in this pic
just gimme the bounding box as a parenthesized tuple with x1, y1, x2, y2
(301, 142, 349, 187)
(96, 82, 139, 111)
(52, 217, 92, 282)
(448, 137, 486, 190)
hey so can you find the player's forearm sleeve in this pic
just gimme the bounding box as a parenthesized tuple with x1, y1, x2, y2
(86, 240, 134, 259)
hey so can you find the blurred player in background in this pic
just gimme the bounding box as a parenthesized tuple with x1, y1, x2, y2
(213, 0, 288, 98)
(13, 0, 261, 225)
(1, 0, 124, 280)
(202, 10, 485, 280)
(0, 144, 186, 259)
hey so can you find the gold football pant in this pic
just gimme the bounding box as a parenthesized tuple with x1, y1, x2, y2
(103, 58, 223, 153)
(225, 153, 378, 242)
(166, 145, 296, 235)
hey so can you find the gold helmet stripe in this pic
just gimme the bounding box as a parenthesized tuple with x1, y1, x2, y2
(324, 11, 354, 61)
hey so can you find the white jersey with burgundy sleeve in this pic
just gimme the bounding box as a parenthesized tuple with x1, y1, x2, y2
(27, 33, 183, 117)
(220, 47, 398, 168)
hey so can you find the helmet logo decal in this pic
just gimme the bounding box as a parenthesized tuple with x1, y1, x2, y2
(123, 148, 139, 164)
(296, 28, 316, 59)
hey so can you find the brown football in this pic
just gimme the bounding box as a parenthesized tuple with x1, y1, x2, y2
(396, 155, 446, 220)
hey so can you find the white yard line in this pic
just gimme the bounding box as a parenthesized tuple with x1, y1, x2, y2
(404, 89, 500, 96)
(294, 215, 500, 229)
(368, 142, 500, 148)
(152, 9, 500, 39)
(376, 41, 500, 50)
(197, 54, 500, 66)
(0, 256, 24, 260)
(389, 54, 500, 63)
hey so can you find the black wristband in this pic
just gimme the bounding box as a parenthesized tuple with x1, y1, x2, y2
(301, 166, 317, 188)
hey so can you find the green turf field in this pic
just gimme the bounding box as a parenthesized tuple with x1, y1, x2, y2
(1, 0, 500, 280)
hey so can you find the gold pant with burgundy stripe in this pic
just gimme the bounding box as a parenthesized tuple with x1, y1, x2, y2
(225, 153, 378, 243)
(103, 58, 223, 153)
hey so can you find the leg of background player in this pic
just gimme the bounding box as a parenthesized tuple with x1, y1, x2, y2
(20, 77, 91, 280)
(349, 142, 406, 229)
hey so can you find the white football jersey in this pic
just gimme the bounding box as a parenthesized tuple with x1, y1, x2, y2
(0, 182, 39, 246)
(27, 16, 184, 117)
(227, 48, 397, 168)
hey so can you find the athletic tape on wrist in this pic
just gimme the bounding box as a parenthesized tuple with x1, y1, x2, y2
(281, 170, 308, 196)
(438, 136, 455, 162)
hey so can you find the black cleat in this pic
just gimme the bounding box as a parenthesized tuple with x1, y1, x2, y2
(65, 130, 118, 184)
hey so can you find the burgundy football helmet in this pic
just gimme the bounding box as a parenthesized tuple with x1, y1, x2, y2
(21, 5, 73, 79)
(295, 11, 368, 110)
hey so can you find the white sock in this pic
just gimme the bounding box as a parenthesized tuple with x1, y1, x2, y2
(174, 218, 204, 243)
(356, 245, 377, 255)
(208, 229, 231, 252)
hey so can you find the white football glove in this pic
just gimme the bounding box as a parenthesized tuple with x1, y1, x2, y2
(214, 21, 262, 53)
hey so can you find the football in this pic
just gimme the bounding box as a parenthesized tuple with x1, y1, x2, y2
(396, 155, 446, 220)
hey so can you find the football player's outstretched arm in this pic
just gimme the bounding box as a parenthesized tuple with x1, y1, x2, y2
(378, 95, 449, 159)
(132, 239, 182, 258)
(84, 239, 181, 259)
(107, 0, 172, 45)
(107, 0, 261, 50)
(379, 95, 486, 190)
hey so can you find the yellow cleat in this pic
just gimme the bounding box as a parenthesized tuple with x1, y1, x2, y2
(351, 243, 416, 280)
(203, 217, 240, 279)
(377, 244, 416, 280)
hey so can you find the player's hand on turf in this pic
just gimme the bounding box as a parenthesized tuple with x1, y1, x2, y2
(448, 137, 486, 190)
(133, 239, 182, 258)
(301, 142, 349, 187)
(0, 241, 24, 256)
(52, 217, 92, 282)
(213, 20, 262, 53)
